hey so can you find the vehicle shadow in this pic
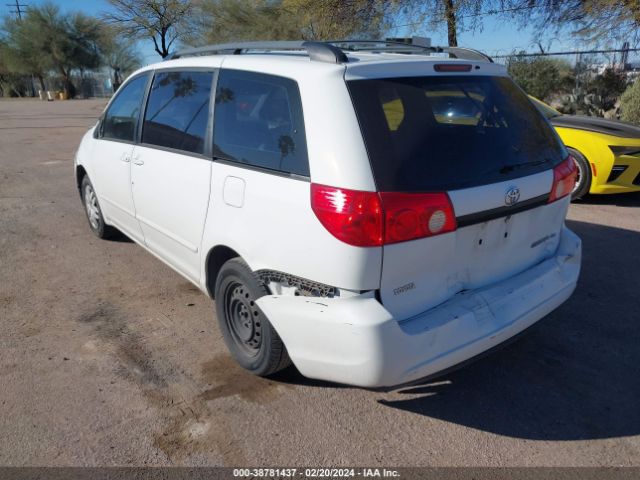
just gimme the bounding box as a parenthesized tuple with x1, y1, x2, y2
(578, 190, 640, 207)
(269, 365, 348, 390)
(106, 230, 134, 243)
(378, 219, 640, 440)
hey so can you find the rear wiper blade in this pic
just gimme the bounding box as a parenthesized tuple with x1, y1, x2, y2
(499, 159, 548, 174)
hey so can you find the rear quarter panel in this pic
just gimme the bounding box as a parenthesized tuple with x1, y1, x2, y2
(200, 162, 382, 292)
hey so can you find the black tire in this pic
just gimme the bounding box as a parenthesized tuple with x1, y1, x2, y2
(214, 258, 291, 376)
(80, 175, 117, 239)
(568, 147, 591, 200)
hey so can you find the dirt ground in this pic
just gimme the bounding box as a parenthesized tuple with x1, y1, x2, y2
(0, 98, 639, 467)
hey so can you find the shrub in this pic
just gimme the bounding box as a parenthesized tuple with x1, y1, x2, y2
(507, 54, 574, 101)
(620, 79, 640, 125)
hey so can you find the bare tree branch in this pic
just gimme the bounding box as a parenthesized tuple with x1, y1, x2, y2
(103, 0, 193, 58)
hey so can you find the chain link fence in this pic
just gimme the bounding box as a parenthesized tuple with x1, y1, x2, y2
(491, 49, 640, 118)
(1, 70, 115, 99)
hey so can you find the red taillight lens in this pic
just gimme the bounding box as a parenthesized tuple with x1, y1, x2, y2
(311, 184, 456, 247)
(311, 184, 383, 247)
(380, 192, 456, 244)
(548, 155, 578, 203)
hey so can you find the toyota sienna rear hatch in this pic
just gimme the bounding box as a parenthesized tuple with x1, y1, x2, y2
(347, 72, 574, 320)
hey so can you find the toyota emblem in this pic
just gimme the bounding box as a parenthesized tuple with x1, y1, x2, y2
(505, 186, 520, 206)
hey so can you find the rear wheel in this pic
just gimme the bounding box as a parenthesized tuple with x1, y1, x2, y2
(81, 176, 117, 239)
(214, 258, 291, 376)
(568, 147, 591, 200)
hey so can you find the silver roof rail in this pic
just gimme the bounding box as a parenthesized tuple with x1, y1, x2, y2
(170, 41, 348, 64)
(378, 38, 494, 63)
(169, 38, 493, 64)
(319, 39, 493, 62)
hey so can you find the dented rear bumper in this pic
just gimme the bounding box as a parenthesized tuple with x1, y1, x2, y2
(256, 226, 581, 388)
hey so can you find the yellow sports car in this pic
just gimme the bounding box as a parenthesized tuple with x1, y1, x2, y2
(531, 97, 640, 199)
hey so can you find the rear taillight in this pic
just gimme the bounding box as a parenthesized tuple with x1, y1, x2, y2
(548, 155, 578, 203)
(380, 192, 456, 244)
(311, 184, 456, 247)
(311, 184, 383, 247)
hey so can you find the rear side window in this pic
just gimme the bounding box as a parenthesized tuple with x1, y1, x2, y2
(102, 74, 149, 142)
(348, 75, 567, 192)
(142, 71, 213, 155)
(213, 69, 309, 177)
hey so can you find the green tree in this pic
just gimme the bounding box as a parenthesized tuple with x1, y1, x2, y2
(37, 7, 103, 97)
(401, 1, 508, 47)
(187, 0, 301, 44)
(510, 0, 640, 45)
(619, 79, 640, 125)
(188, 0, 394, 45)
(1, 4, 103, 97)
(103, 0, 193, 58)
(507, 54, 572, 101)
(588, 68, 628, 112)
(0, 40, 32, 97)
(285, 0, 393, 39)
(0, 14, 53, 91)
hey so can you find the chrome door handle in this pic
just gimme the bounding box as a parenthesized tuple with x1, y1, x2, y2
(131, 155, 144, 166)
(120, 153, 130, 163)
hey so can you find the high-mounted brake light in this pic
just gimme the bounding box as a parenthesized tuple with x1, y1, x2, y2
(434, 64, 472, 72)
(548, 155, 578, 203)
(311, 184, 456, 247)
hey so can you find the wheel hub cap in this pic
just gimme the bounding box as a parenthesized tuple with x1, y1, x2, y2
(572, 157, 583, 194)
(84, 185, 100, 230)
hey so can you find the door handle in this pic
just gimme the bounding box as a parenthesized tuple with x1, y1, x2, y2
(131, 155, 144, 166)
(120, 153, 130, 163)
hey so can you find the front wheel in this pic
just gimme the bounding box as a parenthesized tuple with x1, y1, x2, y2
(81, 176, 117, 239)
(568, 147, 591, 200)
(214, 258, 291, 376)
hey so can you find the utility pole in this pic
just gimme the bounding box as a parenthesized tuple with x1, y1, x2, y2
(621, 41, 630, 71)
(6, 1, 35, 97)
(6, 0, 27, 20)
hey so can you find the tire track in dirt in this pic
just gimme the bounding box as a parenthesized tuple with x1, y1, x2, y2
(77, 301, 292, 464)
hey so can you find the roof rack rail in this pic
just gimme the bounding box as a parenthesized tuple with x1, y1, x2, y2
(170, 41, 348, 64)
(343, 38, 494, 63)
(169, 38, 493, 64)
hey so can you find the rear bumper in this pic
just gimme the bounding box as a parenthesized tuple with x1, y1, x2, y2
(257, 226, 581, 388)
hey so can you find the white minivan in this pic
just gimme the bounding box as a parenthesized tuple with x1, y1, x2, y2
(75, 40, 581, 387)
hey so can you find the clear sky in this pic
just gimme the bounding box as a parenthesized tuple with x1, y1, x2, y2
(0, 0, 631, 66)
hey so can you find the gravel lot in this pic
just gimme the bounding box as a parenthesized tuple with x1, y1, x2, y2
(1, 99, 639, 467)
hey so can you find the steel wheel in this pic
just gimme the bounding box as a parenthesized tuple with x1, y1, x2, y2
(223, 281, 263, 357)
(214, 258, 291, 376)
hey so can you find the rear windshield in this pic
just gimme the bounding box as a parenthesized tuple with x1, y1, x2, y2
(347, 75, 567, 192)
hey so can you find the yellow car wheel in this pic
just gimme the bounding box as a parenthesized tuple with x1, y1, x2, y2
(568, 147, 592, 200)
